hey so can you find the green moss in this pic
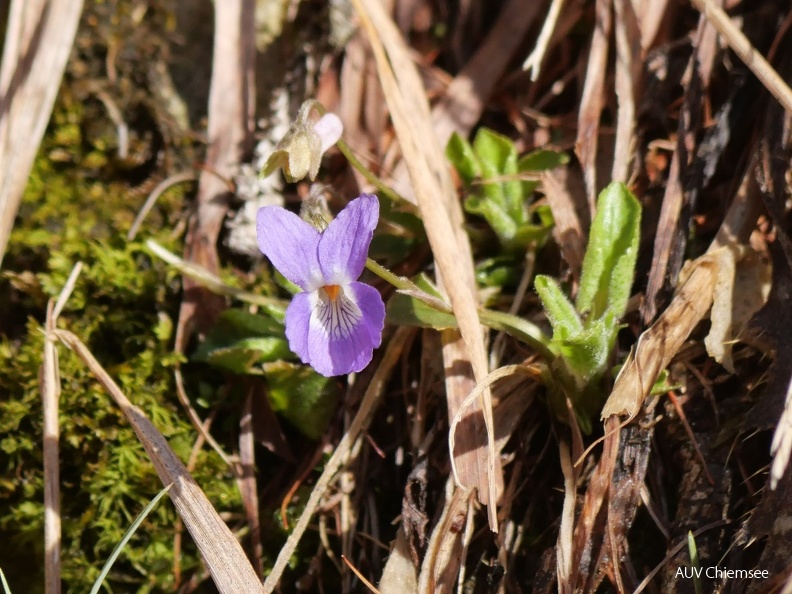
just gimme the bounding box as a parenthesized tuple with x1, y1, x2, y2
(0, 83, 241, 594)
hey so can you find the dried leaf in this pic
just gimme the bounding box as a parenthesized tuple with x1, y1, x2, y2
(379, 527, 419, 594)
(601, 254, 718, 420)
(704, 246, 771, 372)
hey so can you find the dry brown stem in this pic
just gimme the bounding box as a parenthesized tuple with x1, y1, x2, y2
(0, 0, 85, 268)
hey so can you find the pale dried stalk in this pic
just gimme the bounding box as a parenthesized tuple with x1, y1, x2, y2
(127, 172, 197, 241)
(41, 262, 82, 594)
(448, 365, 541, 486)
(378, 527, 418, 593)
(351, 0, 501, 530)
(541, 170, 585, 277)
(40, 264, 78, 594)
(556, 440, 575, 594)
(175, 0, 255, 348)
(237, 390, 263, 577)
(575, 0, 612, 214)
(640, 8, 718, 325)
(691, 0, 792, 114)
(611, 0, 641, 184)
(418, 478, 474, 594)
(522, 0, 566, 79)
(772, 376, 792, 489)
(54, 330, 265, 594)
(0, 0, 85, 268)
(262, 327, 414, 592)
(386, 0, 542, 203)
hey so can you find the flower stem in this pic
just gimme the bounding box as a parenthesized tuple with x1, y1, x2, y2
(308, 99, 411, 208)
(365, 258, 432, 300)
(478, 308, 556, 361)
(365, 258, 555, 359)
(335, 139, 410, 207)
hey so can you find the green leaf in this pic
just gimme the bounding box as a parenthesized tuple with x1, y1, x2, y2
(518, 149, 570, 197)
(386, 273, 458, 330)
(576, 182, 641, 321)
(261, 149, 288, 179)
(445, 132, 481, 185)
(517, 149, 569, 172)
(513, 223, 549, 246)
(473, 128, 521, 216)
(263, 361, 339, 439)
(192, 309, 292, 373)
(464, 194, 518, 243)
(558, 315, 613, 382)
(198, 338, 293, 374)
(475, 256, 520, 288)
(534, 275, 582, 342)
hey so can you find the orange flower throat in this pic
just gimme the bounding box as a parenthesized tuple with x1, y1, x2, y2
(322, 285, 340, 301)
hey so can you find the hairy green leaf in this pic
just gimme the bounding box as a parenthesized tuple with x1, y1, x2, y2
(534, 275, 582, 341)
(576, 182, 641, 320)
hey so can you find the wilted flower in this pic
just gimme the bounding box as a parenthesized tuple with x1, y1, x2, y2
(256, 194, 385, 376)
(260, 100, 343, 182)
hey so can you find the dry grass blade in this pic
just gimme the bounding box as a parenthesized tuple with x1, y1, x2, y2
(351, 0, 502, 529)
(430, 0, 542, 147)
(522, 0, 565, 79)
(569, 416, 621, 589)
(418, 478, 474, 594)
(556, 440, 575, 594)
(691, 0, 792, 114)
(448, 365, 540, 488)
(611, 0, 641, 184)
(53, 330, 265, 594)
(575, 0, 612, 214)
(175, 0, 255, 349)
(541, 170, 586, 278)
(237, 389, 263, 578)
(607, 164, 764, 420)
(378, 527, 418, 594)
(387, 0, 542, 201)
(127, 172, 197, 241)
(771, 374, 792, 490)
(41, 262, 82, 594)
(342, 555, 381, 593)
(0, 0, 85, 269)
(641, 13, 717, 324)
(262, 327, 414, 592)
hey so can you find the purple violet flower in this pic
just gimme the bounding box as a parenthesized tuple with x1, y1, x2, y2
(256, 194, 386, 377)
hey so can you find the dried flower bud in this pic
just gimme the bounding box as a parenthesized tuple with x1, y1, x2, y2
(260, 100, 343, 182)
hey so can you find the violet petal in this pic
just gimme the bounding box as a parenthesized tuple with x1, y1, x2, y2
(306, 281, 385, 376)
(317, 194, 379, 285)
(257, 206, 322, 290)
(314, 113, 343, 154)
(284, 291, 314, 366)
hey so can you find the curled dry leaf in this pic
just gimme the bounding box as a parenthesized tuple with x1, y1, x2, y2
(601, 247, 733, 421)
(704, 245, 771, 372)
(603, 244, 769, 421)
(379, 526, 419, 594)
(417, 478, 474, 594)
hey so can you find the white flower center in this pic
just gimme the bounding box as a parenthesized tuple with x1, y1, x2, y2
(315, 285, 362, 338)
